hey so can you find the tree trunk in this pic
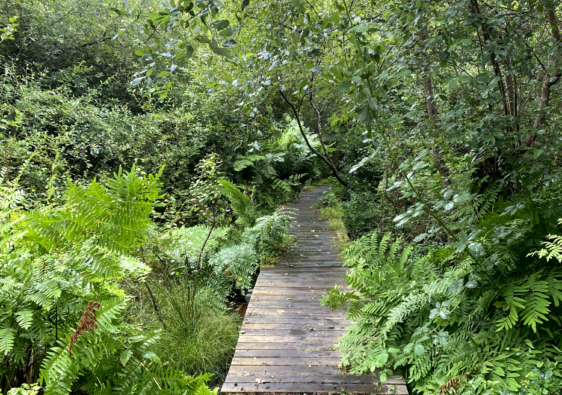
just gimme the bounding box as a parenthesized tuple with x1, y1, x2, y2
(423, 74, 449, 188)
(469, 0, 510, 119)
(522, 9, 561, 147)
(421, 23, 449, 187)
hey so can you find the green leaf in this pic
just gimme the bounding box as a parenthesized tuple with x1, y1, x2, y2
(0, 327, 15, 354)
(131, 77, 145, 86)
(233, 159, 254, 171)
(309, 66, 322, 73)
(15, 310, 34, 329)
(393, 70, 411, 79)
(211, 20, 230, 30)
(210, 39, 232, 57)
(338, 81, 351, 93)
(120, 350, 133, 366)
(357, 106, 369, 122)
(414, 344, 425, 356)
(219, 27, 235, 37)
(380, 372, 387, 383)
(195, 35, 211, 44)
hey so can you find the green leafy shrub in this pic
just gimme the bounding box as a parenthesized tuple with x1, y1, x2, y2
(243, 210, 293, 263)
(323, 229, 562, 395)
(0, 167, 215, 394)
(209, 243, 258, 299)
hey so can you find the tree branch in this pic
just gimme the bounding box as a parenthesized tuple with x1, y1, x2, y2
(278, 89, 350, 188)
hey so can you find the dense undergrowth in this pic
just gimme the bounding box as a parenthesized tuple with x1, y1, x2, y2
(2, 0, 562, 394)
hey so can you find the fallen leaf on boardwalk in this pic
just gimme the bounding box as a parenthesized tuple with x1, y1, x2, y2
(286, 298, 292, 300)
(240, 330, 246, 334)
(256, 378, 268, 384)
(318, 323, 324, 325)
(283, 273, 288, 276)
(310, 230, 315, 232)
(276, 309, 285, 314)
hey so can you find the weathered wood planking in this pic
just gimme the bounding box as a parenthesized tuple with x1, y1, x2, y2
(221, 187, 408, 394)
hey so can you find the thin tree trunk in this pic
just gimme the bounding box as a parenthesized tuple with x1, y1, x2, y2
(469, 0, 510, 119)
(423, 74, 449, 188)
(505, 57, 517, 119)
(144, 282, 168, 330)
(421, 24, 449, 187)
(309, 92, 339, 171)
(522, 9, 561, 147)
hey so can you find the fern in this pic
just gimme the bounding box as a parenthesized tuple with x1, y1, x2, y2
(272, 173, 307, 199)
(208, 242, 258, 299)
(0, 167, 214, 394)
(219, 179, 258, 226)
(323, 228, 562, 394)
(529, 219, 562, 263)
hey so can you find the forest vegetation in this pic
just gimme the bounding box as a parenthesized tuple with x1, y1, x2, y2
(1, 0, 562, 394)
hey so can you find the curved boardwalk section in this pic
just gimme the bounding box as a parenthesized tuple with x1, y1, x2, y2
(222, 186, 408, 394)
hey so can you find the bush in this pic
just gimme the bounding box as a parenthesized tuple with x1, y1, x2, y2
(323, 229, 562, 395)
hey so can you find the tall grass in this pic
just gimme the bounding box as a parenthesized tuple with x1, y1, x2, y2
(146, 283, 241, 384)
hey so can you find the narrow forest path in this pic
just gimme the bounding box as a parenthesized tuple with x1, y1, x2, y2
(221, 186, 408, 394)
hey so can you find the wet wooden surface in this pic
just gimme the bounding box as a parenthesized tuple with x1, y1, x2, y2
(221, 186, 408, 394)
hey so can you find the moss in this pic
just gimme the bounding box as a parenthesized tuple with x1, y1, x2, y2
(319, 206, 350, 252)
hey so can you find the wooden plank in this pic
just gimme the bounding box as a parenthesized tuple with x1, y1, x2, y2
(231, 357, 341, 366)
(242, 318, 350, 325)
(235, 342, 337, 351)
(246, 298, 326, 304)
(243, 306, 330, 314)
(259, 269, 346, 274)
(259, 272, 344, 277)
(238, 335, 341, 343)
(226, 365, 343, 375)
(222, 382, 409, 393)
(255, 277, 342, 282)
(261, 268, 346, 274)
(255, 279, 342, 283)
(241, 323, 351, 330)
(224, 374, 404, 384)
(240, 330, 347, 337)
(244, 304, 337, 311)
(245, 311, 347, 316)
(234, 350, 342, 358)
(251, 289, 331, 296)
(248, 297, 324, 303)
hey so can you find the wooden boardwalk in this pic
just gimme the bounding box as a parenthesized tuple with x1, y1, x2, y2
(221, 186, 408, 394)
